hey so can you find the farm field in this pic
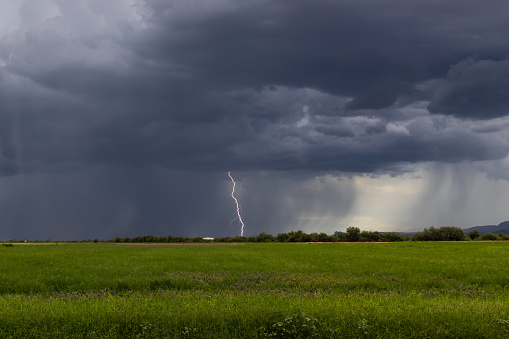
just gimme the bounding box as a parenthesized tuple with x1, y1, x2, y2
(0, 242, 508, 338)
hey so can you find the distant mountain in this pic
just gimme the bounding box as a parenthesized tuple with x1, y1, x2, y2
(463, 221, 509, 235)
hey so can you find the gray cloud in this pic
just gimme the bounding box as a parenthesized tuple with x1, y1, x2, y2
(0, 0, 509, 239)
(428, 58, 509, 118)
(2, 0, 509, 176)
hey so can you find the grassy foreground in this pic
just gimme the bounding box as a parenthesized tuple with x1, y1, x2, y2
(0, 242, 508, 338)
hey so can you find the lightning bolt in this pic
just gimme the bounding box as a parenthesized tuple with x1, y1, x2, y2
(228, 171, 245, 237)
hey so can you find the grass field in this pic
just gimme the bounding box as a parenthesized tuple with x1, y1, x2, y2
(0, 242, 508, 338)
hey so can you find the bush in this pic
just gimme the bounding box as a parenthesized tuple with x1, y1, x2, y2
(379, 232, 404, 242)
(413, 226, 464, 241)
(277, 233, 290, 242)
(413, 227, 440, 241)
(440, 226, 465, 241)
(260, 312, 322, 338)
(468, 230, 480, 240)
(256, 232, 275, 242)
(333, 231, 346, 242)
(315, 232, 333, 242)
(360, 230, 380, 242)
(481, 233, 498, 241)
(499, 234, 509, 240)
(346, 227, 361, 242)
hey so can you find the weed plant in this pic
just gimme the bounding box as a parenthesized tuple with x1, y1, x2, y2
(0, 242, 508, 337)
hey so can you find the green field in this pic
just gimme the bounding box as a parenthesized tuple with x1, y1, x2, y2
(1, 242, 508, 338)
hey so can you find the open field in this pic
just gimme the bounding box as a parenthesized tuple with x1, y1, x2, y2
(1, 242, 508, 338)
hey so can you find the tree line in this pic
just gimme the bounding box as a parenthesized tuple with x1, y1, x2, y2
(113, 226, 509, 244)
(4, 226, 508, 243)
(113, 229, 404, 243)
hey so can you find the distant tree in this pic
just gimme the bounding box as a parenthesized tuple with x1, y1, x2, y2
(168, 236, 188, 243)
(317, 232, 332, 242)
(276, 232, 290, 242)
(214, 237, 233, 242)
(439, 227, 465, 241)
(333, 231, 346, 242)
(424, 227, 442, 241)
(379, 232, 404, 242)
(499, 234, 509, 240)
(286, 230, 304, 242)
(346, 227, 361, 242)
(481, 233, 498, 241)
(412, 232, 425, 241)
(468, 230, 480, 240)
(309, 232, 319, 242)
(256, 232, 274, 242)
(413, 226, 464, 241)
(360, 230, 380, 242)
(298, 232, 312, 242)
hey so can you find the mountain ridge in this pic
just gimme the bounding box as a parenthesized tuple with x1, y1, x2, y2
(462, 221, 509, 235)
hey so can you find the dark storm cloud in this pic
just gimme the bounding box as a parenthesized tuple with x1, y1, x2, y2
(135, 0, 509, 111)
(428, 58, 509, 119)
(2, 0, 509, 176)
(1, 0, 509, 239)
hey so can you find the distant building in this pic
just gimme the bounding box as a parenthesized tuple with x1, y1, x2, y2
(203, 237, 214, 241)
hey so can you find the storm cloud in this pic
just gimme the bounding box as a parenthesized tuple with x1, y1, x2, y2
(0, 0, 508, 239)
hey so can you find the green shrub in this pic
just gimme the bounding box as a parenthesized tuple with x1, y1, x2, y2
(481, 233, 498, 241)
(468, 230, 480, 240)
(497, 316, 509, 334)
(499, 234, 509, 240)
(360, 230, 380, 242)
(260, 312, 322, 338)
(413, 226, 464, 241)
(346, 227, 361, 242)
(256, 232, 275, 242)
(379, 232, 404, 242)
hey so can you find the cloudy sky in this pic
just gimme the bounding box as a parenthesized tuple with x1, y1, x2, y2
(1, 0, 509, 240)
